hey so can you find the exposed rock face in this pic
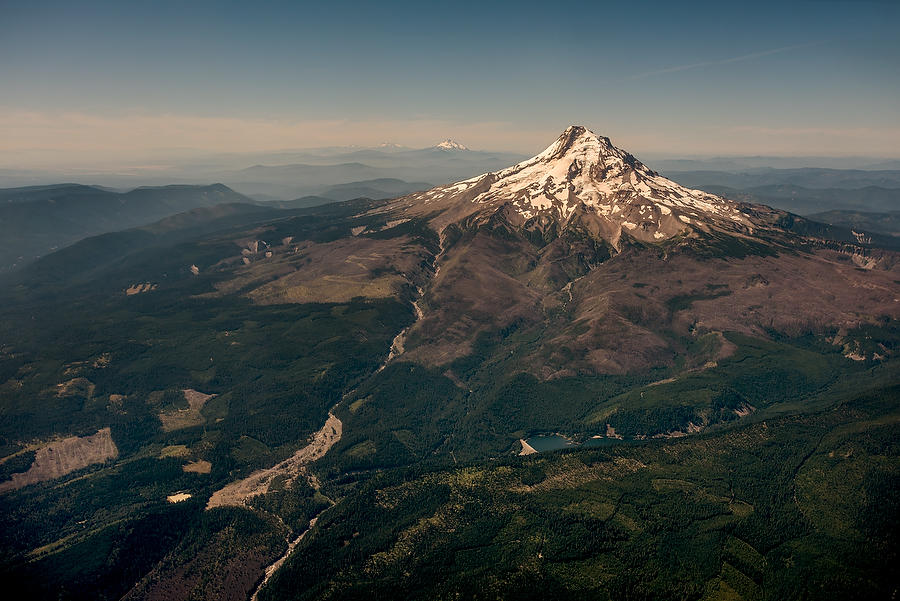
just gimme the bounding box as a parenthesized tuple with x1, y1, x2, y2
(0, 428, 118, 492)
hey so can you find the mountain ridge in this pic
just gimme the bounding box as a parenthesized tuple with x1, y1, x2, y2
(434, 139, 470, 151)
(0, 183, 252, 271)
(383, 126, 807, 247)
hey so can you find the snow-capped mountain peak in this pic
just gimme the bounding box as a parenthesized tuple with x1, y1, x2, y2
(435, 139, 469, 151)
(396, 126, 752, 244)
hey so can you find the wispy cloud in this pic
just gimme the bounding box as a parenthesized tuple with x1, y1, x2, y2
(631, 43, 819, 80)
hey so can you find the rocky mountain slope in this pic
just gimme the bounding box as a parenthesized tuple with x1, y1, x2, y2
(341, 126, 900, 372)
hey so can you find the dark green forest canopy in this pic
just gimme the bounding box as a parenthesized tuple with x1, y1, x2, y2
(262, 385, 900, 601)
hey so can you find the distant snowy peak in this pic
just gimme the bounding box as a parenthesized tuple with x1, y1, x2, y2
(401, 126, 753, 243)
(435, 139, 470, 151)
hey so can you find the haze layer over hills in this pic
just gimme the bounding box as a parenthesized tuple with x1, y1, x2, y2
(0, 142, 527, 201)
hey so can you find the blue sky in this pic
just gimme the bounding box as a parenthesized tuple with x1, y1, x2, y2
(1, 0, 898, 166)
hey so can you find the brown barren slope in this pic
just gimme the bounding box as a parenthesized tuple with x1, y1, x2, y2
(207, 411, 342, 509)
(0, 428, 118, 492)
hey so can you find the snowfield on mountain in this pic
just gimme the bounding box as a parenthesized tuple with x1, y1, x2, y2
(390, 126, 753, 242)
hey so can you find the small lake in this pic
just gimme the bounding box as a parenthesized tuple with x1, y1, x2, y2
(525, 434, 576, 452)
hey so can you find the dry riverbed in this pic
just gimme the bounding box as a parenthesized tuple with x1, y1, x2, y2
(206, 412, 342, 509)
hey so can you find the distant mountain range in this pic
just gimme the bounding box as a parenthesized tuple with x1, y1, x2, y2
(659, 168, 900, 217)
(0, 178, 441, 271)
(0, 142, 527, 200)
(318, 178, 431, 202)
(664, 167, 900, 190)
(0, 183, 252, 271)
(807, 209, 900, 237)
(650, 155, 900, 172)
(682, 183, 900, 215)
(213, 145, 526, 199)
(4, 143, 898, 212)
